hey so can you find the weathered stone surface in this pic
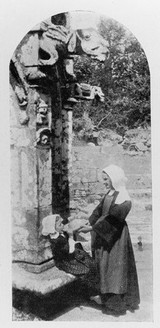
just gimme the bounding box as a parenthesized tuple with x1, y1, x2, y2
(21, 149, 38, 209)
(10, 149, 21, 208)
(10, 86, 20, 127)
(10, 84, 28, 128)
(82, 168, 97, 182)
(12, 249, 39, 263)
(37, 148, 52, 207)
(12, 204, 54, 263)
(20, 33, 39, 67)
(12, 208, 38, 261)
(12, 226, 30, 250)
(38, 205, 53, 221)
(10, 127, 36, 148)
(12, 245, 53, 264)
(12, 263, 76, 295)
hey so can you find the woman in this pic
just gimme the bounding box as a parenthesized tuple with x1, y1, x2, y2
(41, 214, 97, 277)
(79, 164, 140, 315)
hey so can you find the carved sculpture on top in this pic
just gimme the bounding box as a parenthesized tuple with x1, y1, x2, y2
(37, 21, 109, 81)
(74, 83, 105, 103)
(10, 54, 30, 125)
(67, 27, 108, 62)
(10, 13, 109, 127)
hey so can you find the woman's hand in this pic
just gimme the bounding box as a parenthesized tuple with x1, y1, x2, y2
(78, 224, 92, 233)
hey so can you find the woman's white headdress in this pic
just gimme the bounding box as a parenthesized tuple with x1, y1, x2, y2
(102, 164, 130, 204)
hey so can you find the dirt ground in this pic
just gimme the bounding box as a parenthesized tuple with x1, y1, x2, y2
(12, 244, 152, 322)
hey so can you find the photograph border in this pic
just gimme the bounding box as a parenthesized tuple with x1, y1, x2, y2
(0, 0, 160, 327)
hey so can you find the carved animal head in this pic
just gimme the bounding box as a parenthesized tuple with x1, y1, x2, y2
(74, 83, 105, 102)
(67, 28, 109, 61)
(39, 23, 68, 66)
(39, 24, 109, 67)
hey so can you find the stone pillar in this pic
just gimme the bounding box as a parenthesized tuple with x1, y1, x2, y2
(11, 27, 75, 273)
(11, 28, 54, 269)
(11, 13, 76, 272)
(11, 83, 53, 266)
(61, 108, 73, 213)
(51, 73, 73, 218)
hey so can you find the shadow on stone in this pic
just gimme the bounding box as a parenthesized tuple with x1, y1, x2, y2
(12, 280, 89, 320)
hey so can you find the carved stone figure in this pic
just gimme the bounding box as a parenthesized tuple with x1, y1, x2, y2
(67, 28, 108, 61)
(74, 83, 105, 102)
(36, 127, 51, 146)
(37, 23, 108, 78)
(39, 23, 68, 67)
(36, 99, 49, 125)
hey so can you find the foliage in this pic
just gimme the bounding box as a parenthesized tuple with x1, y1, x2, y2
(73, 17, 150, 137)
(73, 112, 95, 141)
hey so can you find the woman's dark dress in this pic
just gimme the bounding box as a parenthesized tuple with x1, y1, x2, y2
(89, 191, 140, 311)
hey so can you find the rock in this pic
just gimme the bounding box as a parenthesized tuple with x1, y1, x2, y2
(103, 129, 122, 143)
(87, 142, 95, 147)
(128, 144, 139, 151)
(69, 200, 77, 210)
(136, 142, 148, 152)
(121, 128, 151, 153)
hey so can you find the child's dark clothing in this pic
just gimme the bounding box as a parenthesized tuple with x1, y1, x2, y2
(49, 232, 97, 277)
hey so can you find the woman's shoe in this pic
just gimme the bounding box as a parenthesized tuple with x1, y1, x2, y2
(103, 307, 126, 316)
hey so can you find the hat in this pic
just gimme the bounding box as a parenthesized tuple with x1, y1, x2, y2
(41, 214, 61, 239)
(102, 165, 130, 204)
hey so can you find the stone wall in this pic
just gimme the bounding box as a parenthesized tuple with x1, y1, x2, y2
(71, 145, 151, 202)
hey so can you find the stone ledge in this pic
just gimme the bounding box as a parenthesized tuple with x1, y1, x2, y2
(13, 259, 55, 273)
(12, 263, 76, 295)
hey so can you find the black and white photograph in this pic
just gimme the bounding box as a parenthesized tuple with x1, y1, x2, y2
(1, 0, 160, 325)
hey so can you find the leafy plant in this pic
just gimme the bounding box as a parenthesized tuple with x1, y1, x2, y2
(73, 16, 150, 138)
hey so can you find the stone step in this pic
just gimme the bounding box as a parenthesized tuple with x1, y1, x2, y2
(12, 263, 77, 295)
